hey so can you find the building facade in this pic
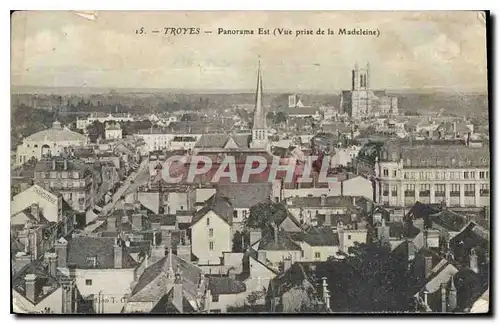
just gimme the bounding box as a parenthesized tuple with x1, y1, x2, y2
(375, 142, 490, 207)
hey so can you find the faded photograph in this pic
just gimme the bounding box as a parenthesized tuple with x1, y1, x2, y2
(11, 11, 490, 314)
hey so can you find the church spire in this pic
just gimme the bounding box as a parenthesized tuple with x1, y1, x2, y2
(252, 57, 266, 130)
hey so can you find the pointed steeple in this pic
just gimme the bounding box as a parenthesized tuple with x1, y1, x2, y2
(252, 57, 266, 130)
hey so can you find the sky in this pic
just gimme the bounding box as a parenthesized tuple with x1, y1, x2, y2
(11, 11, 488, 92)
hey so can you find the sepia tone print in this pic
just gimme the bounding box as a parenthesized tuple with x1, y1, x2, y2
(11, 11, 489, 314)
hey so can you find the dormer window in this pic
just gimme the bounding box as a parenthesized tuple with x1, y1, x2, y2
(207, 217, 210, 226)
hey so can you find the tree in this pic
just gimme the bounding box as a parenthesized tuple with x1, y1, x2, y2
(232, 230, 250, 252)
(266, 111, 275, 121)
(274, 111, 287, 124)
(245, 200, 289, 230)
(86, 121, 105, 143)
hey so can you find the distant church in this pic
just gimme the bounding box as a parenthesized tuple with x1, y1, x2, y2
(340, 63, 398, 119)
(249, 59, 271, 152)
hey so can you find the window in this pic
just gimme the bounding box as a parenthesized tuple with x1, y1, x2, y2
(470, 172, 476, 180)
(391, 185, 398, 197)
(315, 252, 321, 259)
(347, 235, 352, 240)
(464, 184, 475, 197)
(486, 171, 489, 179)
(233, 210, 238, 219)
(404, 184, 415, 197)
(207, 217, 210, 226)
(419, 184, 431, 197)
(393, 170, 397, 178)
(212, 295, 219, 302)
(419, 172, 424, 180)
(480, 184, 489, 196)
(85, 279, 92, 286)
(480, 171, 485, 179)
(450, 184, 460, 197)
(382, 183, 389, 196)
(435, 184, 446, 197)
(209, 241, 214, 251)
(464, 171, 469, 179)
(209, 228, 214, 238)
(404, 172, 409, 179)
(383, 169, 389, 177)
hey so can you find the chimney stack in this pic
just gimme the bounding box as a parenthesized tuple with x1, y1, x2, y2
(25, 274, 37, 303)
(283, 257, 292, 272)
(132, 213, 143, 231)
(250, 230, 262, 246)
(54, 239, 68, 268)
(31, 203, 40, 222)
(45, 252, 58, 277)
(424, 255, 433, 279)
(107, 216, 117, 231)
(441, 283, 447, 313)
(423, 290, 429, 309)
(322, 277, 331, 310)
(114, 239, 123, 269)
(470, 248, 479, 273)
(64, 159, 68, 171)
(257, 250, 267, 263)
(52, 159, 56, 170)
(448, 275, 457, 311)
(173, 273, 183, 313)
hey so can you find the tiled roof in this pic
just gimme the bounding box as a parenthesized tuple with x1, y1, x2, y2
(66, 237, 138, 269)
(217, 183, 272, 208)
(191, 193, 233, 226)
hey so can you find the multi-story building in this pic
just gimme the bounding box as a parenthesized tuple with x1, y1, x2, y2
(34, 158, 96, 213)
(374, 141, 490, 207)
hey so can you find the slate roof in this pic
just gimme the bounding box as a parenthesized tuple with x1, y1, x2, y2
(300, 227, 339, 246)
(207, 276, 246, 296)
(449, 222, 489, 266)
(431, 210, 469, 232)
(191, 193, 233, 226)
(129, 252, 203, 304)
(258, 229, 302, 251)
(12, 257, 68, 305)
(66, 237, 138, 269)
(217, 183, 272, 208)
(149, 214, 177, 226)
(150, 289, 196, 314)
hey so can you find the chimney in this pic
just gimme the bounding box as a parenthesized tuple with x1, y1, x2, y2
(54, 239, 68, 268)
(257, 250, 267, 263)
(322, 277, 330, 310)
(173, 273, 183, 313)
(250, 230, 262, 246)
(133, 200, 141, 211)
(204, 288, 212, 313)
(448, 275, 457, 311)
(25, 274, 37, 303)
(45, 252, 58, 277)
(52, 159, 56, 170)
(132, 213, 143, 230)
(424, 255, 433, 279)
(64, 159, 68, 171)
(114, 239, 123, 269)
(31, 203, 40, 222)
(441, 283, 447, 313)
(107, 216, 117, 231)
(283, 257, 292, 272)
(273, 224, 279, 245)
(228, 268, 236, 280)
(453, 121, 457, 135)
(467, 132, 471, 146)
(423, 290, 429, 308)
(423, 229, 429, 249)
(352, 196, 356, 206)
(320, 194, 327, 206)
(470, 248, 479, 273)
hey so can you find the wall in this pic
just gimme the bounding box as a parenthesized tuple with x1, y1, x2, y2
(342, 176, 373, 201)
(191, 210, 232, 264)
(72, 268, 135, 314)
(300, 242, 339, 262)
(11, 185, 62, 222)
(245, 257, 277, 293)
(339, 229, 368, 253)
(12, 288, 63, 314)
(262, 250, 302, 266)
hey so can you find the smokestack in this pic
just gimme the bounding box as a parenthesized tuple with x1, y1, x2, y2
(470, 248, 479, 273)
(25, 274, 37, 303)
(424, 255, 433, 279)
